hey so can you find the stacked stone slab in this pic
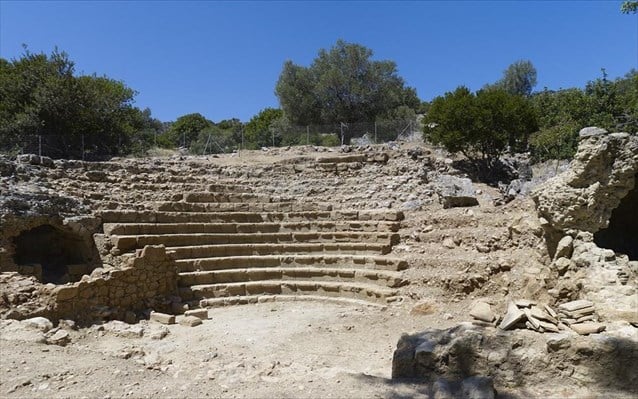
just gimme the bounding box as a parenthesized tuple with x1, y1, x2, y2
(100, 183, 407, 308)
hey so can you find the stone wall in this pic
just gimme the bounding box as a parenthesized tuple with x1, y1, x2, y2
(50, 245, 179, 323)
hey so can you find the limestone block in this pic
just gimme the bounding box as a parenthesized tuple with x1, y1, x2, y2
(469, 302, 495, 323)
(179, 315, 202, 327)
(184, 309, 208, 320)
(53, 285, 79, 301)
(150, 311, 175, 325)
(554, 236, 574, 260)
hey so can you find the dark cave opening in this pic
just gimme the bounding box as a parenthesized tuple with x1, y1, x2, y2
(12, 224, 93, 284)
(594, 180, 638, 261)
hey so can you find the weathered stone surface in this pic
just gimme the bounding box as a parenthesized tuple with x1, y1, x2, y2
(179, 315, 202, 327)
(184, 309, 208, 320)
(46, 329, 70, 346)
(469, 302, 495, 323)
(498, 302, 525, 330)
(533, 129, 638, 235)
(554, 235, 574, 260)
(392, 324, 637, 391)
(578, 126, 607, 138)
(22, 317, 53, 332)
(150, 311, 175, 325)
(570, 322, 606, 335)
(461, 376, 495, 399)
(558, 300, 594, 312)
(436, 175, 479, 209)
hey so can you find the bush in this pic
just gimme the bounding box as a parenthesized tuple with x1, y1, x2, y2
(424, 86, 537, 167)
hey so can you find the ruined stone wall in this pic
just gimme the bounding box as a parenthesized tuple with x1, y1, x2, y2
(51, 245, 179, 323)
(531, 128, 638, 319)
(533, 128, 638, 241)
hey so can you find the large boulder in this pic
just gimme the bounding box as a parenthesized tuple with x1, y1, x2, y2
(392, 323, 638, 393)
(436, 175, 479, 208)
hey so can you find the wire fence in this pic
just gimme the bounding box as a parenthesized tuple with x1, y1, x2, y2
(1, 119, 423, 160)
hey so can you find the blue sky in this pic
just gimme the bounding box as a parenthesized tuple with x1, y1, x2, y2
(1, 1, 636, 123)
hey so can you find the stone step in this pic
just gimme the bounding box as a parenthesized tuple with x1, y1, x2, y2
(167, 242, 392, 259)
(179, 267, 405, 288)
(199, 294, 388, 309)
(111, 232, 400, 251)
(183, 192, 288, 203)
(154, 201, 333, 213)
(175, 254, 408, 272)
(103, 220, 401, 236)
(183, 280, 398, 303)
(98, 209, 403, 224)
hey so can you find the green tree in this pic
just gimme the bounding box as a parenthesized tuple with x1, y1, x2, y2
(0, 47, 141, 158)
(165, 113, 212, 148)
(275, 40, 419, 131)
(621, 1, 638, 13)
(492, 60, 538, 97)
(528, 69, 637, 162)
(424, 87, 537, 167)
(244, 108, 284, 149)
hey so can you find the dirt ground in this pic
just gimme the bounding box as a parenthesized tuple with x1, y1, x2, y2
(1, 299, 619, 399)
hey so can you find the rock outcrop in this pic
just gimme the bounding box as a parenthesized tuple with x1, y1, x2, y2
(532, 128, 638, 319)
(392, 323, 638, 394)
(532, 128, 637, 241)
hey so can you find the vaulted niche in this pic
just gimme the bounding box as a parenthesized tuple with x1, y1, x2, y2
(12, 224, 95, 284)
(594, 179, 638, 261)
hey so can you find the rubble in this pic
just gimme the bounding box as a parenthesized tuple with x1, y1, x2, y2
(473, 299, 606, 335)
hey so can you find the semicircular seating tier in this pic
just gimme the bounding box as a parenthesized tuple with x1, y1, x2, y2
(98, 182, 408, 309)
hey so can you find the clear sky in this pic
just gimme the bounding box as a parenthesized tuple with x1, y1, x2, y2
(1, 1, 636, 123)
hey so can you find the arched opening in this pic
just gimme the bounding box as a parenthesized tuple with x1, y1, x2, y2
(594, 180, 638, 261)
(12, 224, 95, 284)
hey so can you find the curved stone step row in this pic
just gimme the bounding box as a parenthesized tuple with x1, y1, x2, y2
(98, 209, 403, 224)
(99, 198, 405, 306)
(178, 267, 406, 288)
(182, 280, 398, 304)
(103, 220, 400, 236)
(182, 192, 288, 203)
(154, 201, 332, 213)
(199, 294, 388, 309)
(175, 254, 408, 272)
(166, 242, 392, 259)
(111, 232, 399, 252)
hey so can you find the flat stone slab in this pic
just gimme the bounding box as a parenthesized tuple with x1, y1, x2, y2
(498, 302, 525, 330)
(558, 300, 594, 312)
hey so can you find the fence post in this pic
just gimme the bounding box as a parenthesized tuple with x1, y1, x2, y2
(38, 135, 42, 157)
(240, 128, 244, 157)
(306, 125, 309, 146)
(81, 134, 85, 161)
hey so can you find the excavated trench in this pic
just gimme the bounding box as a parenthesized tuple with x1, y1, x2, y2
(12, 224, 95, 284)
(594, 178, 638, 261)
